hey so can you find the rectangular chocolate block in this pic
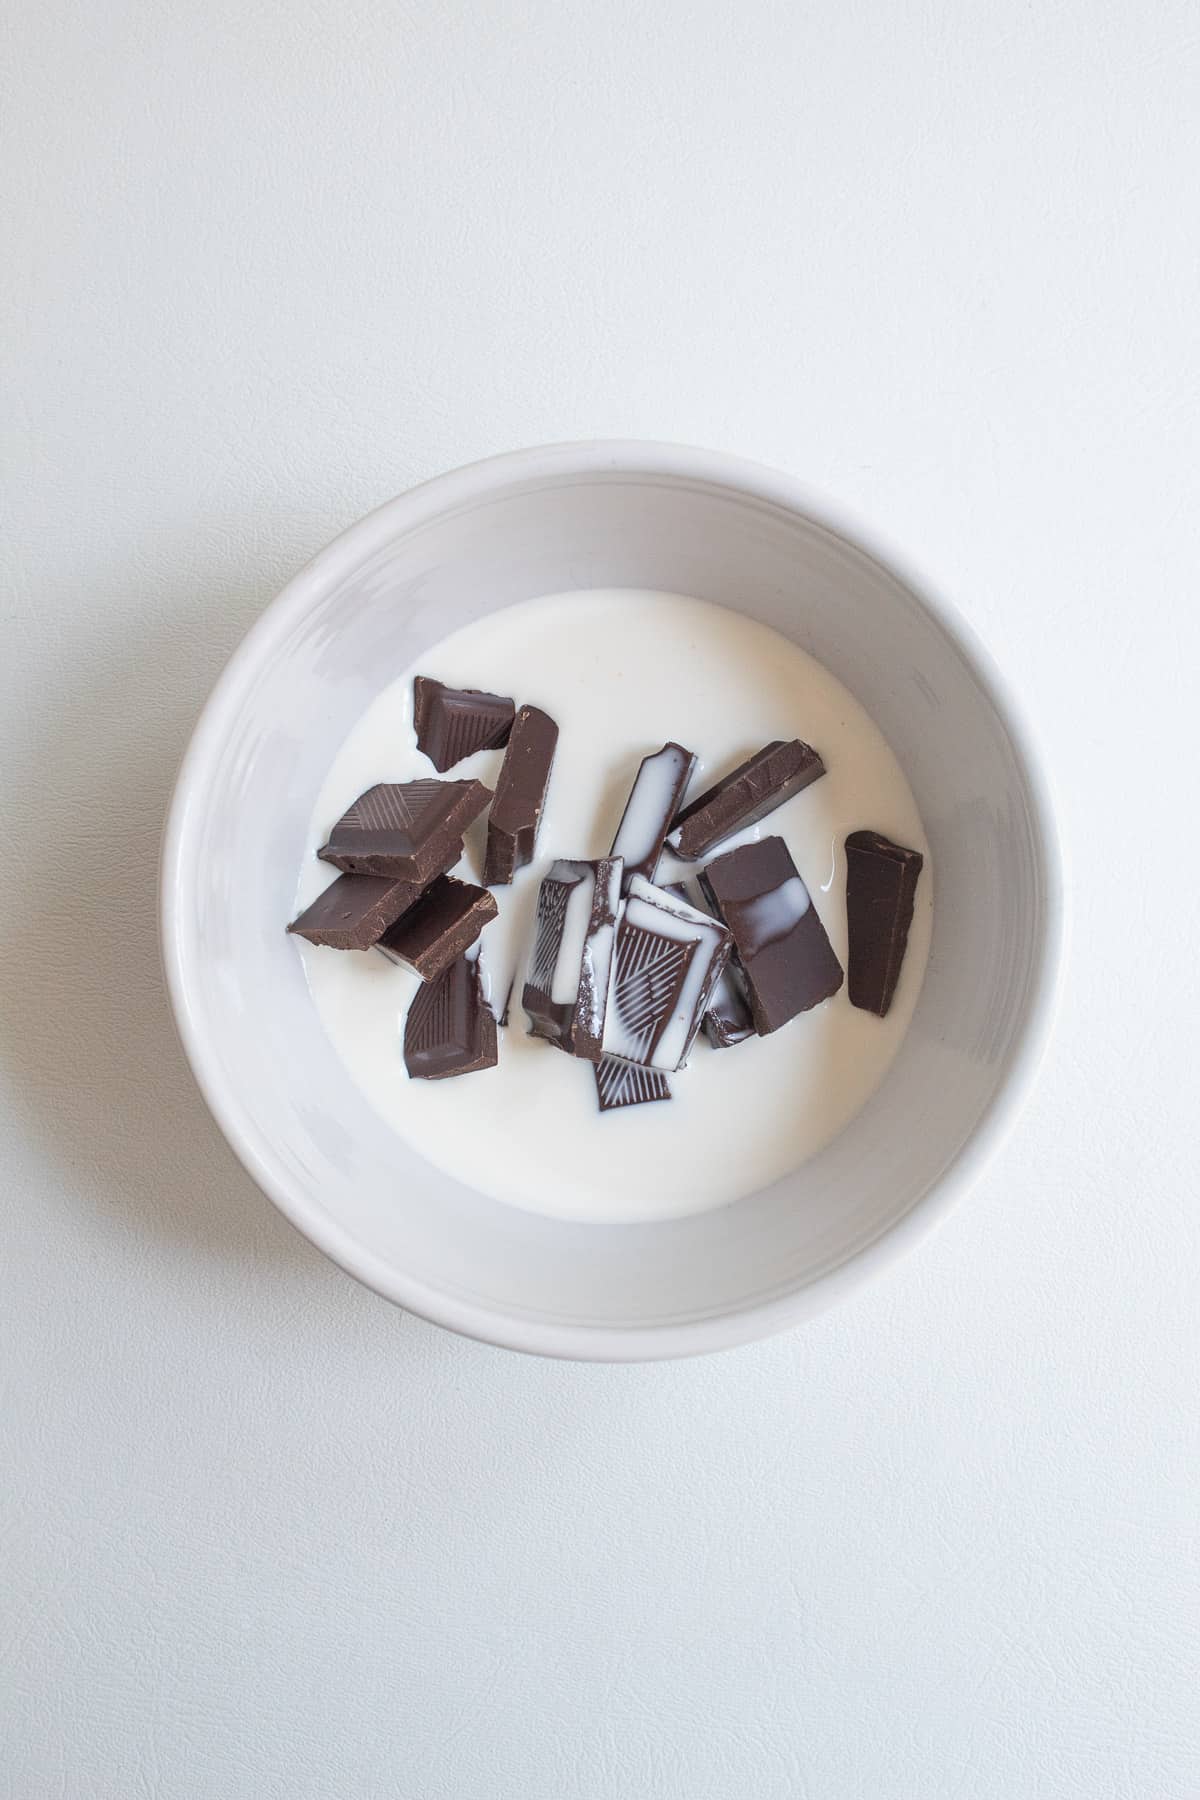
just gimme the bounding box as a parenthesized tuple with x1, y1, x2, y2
(319, 779, 489, 883)
(665, 879, 754, 1049)
(699, 836, 843, 1034)
(413, 676, 515, 771)
(287, 871, 422, 950)
(666, 739, 825, 860)
(376, 875, 498, 982)
(609, 741, 697, 892)
(404, 954, 498, 1080)
(483, 705, 559, 884)
(523, 857, 622, 1061)
(593, 1055, 671, 1113)
(602, 875, 732, 1073)
(845, 829, 924, 1017)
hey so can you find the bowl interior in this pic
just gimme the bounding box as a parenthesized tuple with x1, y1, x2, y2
(164, 455, 1056, 1355)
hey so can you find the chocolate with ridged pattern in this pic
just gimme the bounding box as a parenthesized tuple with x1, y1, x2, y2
(413, 677, 515, 771)
(404, 954, 498, 1080)
(319, 779, 489, 883)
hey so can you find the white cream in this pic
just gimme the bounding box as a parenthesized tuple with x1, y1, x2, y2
(294, 588, 933, 1224)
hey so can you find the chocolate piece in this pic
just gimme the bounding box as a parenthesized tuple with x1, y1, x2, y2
(413, 676, 516, 771)
(319, 779, 488, 882)
(319, 779, 490, 883)
(665, 880, 754, 1049)
(497, 979, 514, 1027)
(377, 875, 498, 982)
(602, 875, 732, 1072)
(666, 739, 825, 860)
(594, 1056, 671, 1113)
(699, 836, 843, 1035)
(483, 706, 558, 884)
(287, 871, 422, 950)
(845, 829, 924, 1017)
(523, 857, 622, 1061)
(404, 954, 498, 1080)
(609, 742, 697, 892)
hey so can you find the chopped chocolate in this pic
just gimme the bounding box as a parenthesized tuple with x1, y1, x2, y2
(699, 836, 843, 1034)
(845, 829, 924, 1017)
(665, 880, 754, 1049)
(404, 954, 498, 1080)
(413, 676, 516, 771)
(594, 1056, 671, 1113)
(523, 857, 622, 1061)
(496, 978, 514, 1027)
(319, 779, 489, 883)
(667, 739, 825, 860)
(377, 875, 498, 982)
(602, 876, 732, 1072)
(287, 871, 422, 951)
(609, 742, 697, 892)
(483, 705, 559, 884)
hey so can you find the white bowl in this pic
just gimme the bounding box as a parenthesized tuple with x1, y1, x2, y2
(161, 442, 1064, 1360)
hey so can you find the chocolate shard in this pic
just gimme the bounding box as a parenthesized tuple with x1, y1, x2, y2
(699, 836, 842, 1035)
(404, 954, 498, 1080)
(318, 779, 489, 883)
(602, 875, 732, 1073)
(666, 739, 826, 861)
(377, 875, 498, 983)
(845, 829, 924, 1017)
(413, 676, 516, 771)
(523, 857, 622, 1062)
(664, 880, 754, 1049)
(593, 1055, 671, 1114)
(287, 871, 423, 950)
(483, 705, 558, 884)
(609, 742, 697, 892)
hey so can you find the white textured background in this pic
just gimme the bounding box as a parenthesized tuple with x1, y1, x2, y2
(3, 2, 1198, 1795)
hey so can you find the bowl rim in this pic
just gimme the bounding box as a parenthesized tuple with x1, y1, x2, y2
(160, 439, 1067, 1361)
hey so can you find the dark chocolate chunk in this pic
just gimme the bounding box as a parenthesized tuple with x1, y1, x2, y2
(377, 875, 498, 982)
(699, 836, 843, 1034)
(287, 871, 422, 950)
(523, 857, 622, 1062)
(609, 742, 697, 892)
(404, 954, 498, 1080)
(667, 739, 825, 860)
(593, 1055, 671, 1113)
(413, 676, 516, 771)
(845, 829, 924, 1017)
(482, 705, 558, 884)
(318, 779, 489, 883)
(602, 876, 732, 1072)
(664, 880, 754, 1049)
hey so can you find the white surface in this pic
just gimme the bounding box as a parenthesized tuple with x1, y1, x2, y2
(2, 0, 1197, 1792)
(297, 586, 932, 1222)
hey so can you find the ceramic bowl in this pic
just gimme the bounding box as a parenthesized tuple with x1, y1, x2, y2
(161, 442, 1064, 1359)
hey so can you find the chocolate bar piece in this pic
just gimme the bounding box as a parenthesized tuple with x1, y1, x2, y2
(593, 1056, 671, 1113)
(845, 829, 924, 1017)
(609, 742, 697, 892)
(602, 876, 732, 1072)
(665, 880, 754, 1049)
(699, 836, 843, 1034)
(319, 779, 489, 883)
(483, 705, 559, 884)
(287, 871, 422, 950)
(404, 954, 498, 1080)
(523, 857, 622, 1061)
(666, 739, 825, 860)
(413, 676, 516, 771)
(377, 875, 498, 982)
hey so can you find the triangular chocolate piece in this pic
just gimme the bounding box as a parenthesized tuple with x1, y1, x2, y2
(404, 955, 498, 1080)
(414, 677, 516, 771)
